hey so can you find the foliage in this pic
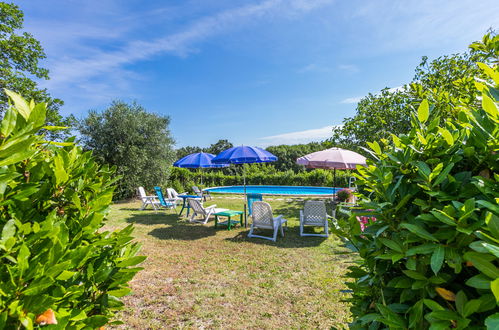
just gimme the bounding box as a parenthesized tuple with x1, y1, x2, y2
(331, 31, 498, 153)
(336, 188, 352, 202)
(0, 91, 144, 328)
(334, 62, 499, 328)
(78, 101, 175, 200)
(176, 139, 233, 160)
(0, 2, 73, 139)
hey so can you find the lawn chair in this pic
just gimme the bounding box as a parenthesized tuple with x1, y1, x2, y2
(299, 200, 330, 237)
(166, 188, 186, 204)
(246, 193, 263, 216)
(187, 198, 227, 224)
(248, 201, 287, 242)
(154, 186, 178, 213)
(138, 186, 160, 210)
(192, 186, 212, 201)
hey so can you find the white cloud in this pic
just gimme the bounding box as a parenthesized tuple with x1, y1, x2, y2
(340, 97, 362, 104)
(257, 125, 339, 147)
(338, 64, 359, 73)
(41, 0, 335, 90)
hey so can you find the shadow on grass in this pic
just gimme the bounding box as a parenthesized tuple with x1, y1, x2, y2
(123, 209, 217, 241)
(225, 226, 328, 248)
(148, 224, 217, 241)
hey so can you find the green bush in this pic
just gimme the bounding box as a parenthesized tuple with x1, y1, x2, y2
(0, 91, 144, 328)
(334, 64, 499, 328)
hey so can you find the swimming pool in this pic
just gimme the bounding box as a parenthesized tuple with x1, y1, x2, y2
(204, 185, 339, 196)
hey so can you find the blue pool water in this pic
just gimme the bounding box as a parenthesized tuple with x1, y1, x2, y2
(204, 185, 339, 196)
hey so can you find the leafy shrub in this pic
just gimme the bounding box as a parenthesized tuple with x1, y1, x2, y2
(334, 64, 499, 328)
(0, 91, 144, 328)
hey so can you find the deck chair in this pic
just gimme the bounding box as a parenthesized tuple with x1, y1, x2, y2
(187, 198, 227, 224)
(138, 186, 160, 210)
(154, 186, 178, 213)
(166, 188, 186, 204)
(246, 193, 263, 216)
(299, 200, 330, 237)
(192, 186, 211, 201)
(248, 201, 287, 242)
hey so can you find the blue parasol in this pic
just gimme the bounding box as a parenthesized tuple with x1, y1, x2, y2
(174, 152, 228, 168)
(174, 152, 228, 185)
(212, 146, 277, 226)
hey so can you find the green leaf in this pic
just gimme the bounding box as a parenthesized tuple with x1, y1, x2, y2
(406, 243, 438, 256)
(402, 270, 427, 280)
(455, 291, 467, 316)
(107, 287, 132, 297)
(53, 154, 68, 186)
(482, 93, 499, 119)
(376, 304, 406, 328)
(379, 238, 403, 253)
(4, 89, 31, 120)
(116, 256, 147, 267)
(423, 299, 445, 311)
(431, 246, 445, 274)
(0, 107, 17, 137)
(485, 313, 499, 330)
(438, 128, 454, 145)
(466, 274, 491, 289)
(491, 278, 499, 303)
(417, 99, 430, 123)
(415, 161, 431, 179)
(463, 299, 481, 317)
(463, 252, 499, 278)
(482, 242, 499, 258)
(430, 210, 456, 226)
(1, 219, 16, 241)
(29, 102, 46, 128)
(401, 223, 438, 241)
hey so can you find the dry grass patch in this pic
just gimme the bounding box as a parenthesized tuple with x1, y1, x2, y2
(106, 196, 352, 329)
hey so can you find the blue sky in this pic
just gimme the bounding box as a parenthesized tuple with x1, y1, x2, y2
(16, 0, 499, 148)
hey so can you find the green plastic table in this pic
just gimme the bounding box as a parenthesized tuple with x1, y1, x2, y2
(214, 210, 244, 230)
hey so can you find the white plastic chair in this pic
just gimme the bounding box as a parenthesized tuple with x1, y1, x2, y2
(299, 200, 330, 237)
(187, 198, 227, 224)
(248, 201, 287, 242)
(138, 187, 160, 210)
(192, 186, 211, 201)
(166, 188, 186, 203)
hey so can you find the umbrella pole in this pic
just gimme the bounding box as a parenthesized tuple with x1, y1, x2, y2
(243, 164, 247, 228)
(334, 168, 337, 188)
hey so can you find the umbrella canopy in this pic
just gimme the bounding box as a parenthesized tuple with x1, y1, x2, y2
(296, 147, 366, 169)
(296, 147, 367, 188)
(211, 146, 277, 164)
(212, 146, 277, 227)
(174, 152, 228, 168)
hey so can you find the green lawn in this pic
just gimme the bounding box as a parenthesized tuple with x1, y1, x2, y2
(106, 196, 352, 329)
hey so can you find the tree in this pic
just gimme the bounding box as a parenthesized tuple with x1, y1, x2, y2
(331, 31, 498, 153)
(205, 139, 233, 155)
(0, 2, 72, 138)
(176, 146, 203, 160)
(79, 101, 175, 200)
(266, 141, 331, 172)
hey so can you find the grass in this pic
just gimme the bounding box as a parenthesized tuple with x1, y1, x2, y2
(105, 195, 352, 329)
